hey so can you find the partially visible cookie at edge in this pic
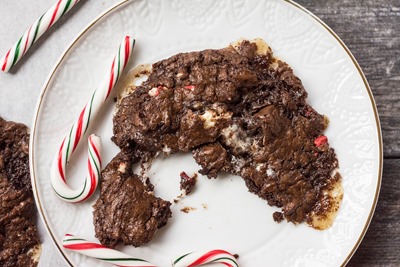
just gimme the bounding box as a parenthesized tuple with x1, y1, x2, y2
(0, 117, 41, 267)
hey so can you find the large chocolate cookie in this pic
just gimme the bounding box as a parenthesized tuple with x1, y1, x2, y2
(110, 39, 343, 232)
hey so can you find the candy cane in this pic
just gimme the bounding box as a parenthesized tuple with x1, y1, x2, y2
(63, 235, 238, 267)
(62, 234, 157, 267)
(50, 36, 135, 202)
(1, 0, 81, 72)
(173, 250, 239, 267)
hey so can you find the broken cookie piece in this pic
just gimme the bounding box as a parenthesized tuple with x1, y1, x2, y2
(0, 117, 41, 267)
(179, 171, 197, 195)
(93, 151, 172, 248)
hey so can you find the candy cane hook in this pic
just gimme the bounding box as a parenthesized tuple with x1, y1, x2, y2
(50, 36, 135, 202)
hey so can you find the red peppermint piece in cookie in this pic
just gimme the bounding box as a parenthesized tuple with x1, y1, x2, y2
(184, 85, 195, 91)
(314, 135, 328, 147)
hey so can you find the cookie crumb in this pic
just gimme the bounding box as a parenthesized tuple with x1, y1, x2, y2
(180, 171, 197, 195)
(181, 206, 197, 213)
(273, 211, 284, 223)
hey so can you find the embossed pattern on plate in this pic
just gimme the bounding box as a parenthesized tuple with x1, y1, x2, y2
(30, 0, 382, 266)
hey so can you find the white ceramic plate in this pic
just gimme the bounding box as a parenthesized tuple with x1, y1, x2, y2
(30, 0, 382, 266)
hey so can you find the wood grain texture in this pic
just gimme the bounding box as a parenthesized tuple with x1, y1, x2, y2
(295, 0, 400, 157)
(347, 159, 400, 267)
(294, 1, 400, 266)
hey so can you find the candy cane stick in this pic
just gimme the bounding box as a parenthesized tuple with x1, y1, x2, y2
(173, 250, 239, 267)
(63, 234, 158, 267)
(1, 0, 81, 72)
(50, 36, 135, 203)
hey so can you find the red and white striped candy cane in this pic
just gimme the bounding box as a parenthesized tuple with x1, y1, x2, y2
(50, 36, 135, 203)
(1, 0, 81, 72)
(173, 250, 239, 267)
(63, 234, 157, 267)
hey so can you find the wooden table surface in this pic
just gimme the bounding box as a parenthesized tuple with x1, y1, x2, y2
(295, 1, 400, 266)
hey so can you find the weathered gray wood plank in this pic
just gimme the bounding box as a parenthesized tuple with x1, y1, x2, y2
(294, 1, 400, 266)
(295, 0, 400, 157)
(346, 158, 400, 266)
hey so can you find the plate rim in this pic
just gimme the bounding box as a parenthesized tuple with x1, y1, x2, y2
(29, 0, 383, 266)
